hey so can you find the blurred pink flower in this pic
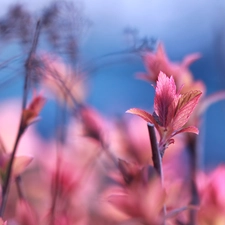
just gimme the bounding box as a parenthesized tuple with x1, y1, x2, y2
(0, 218, 7, 225)
(38, 53, 86, 108)
(16, 200, 37, 225)
(106, 164, 166, 225)
(197, 165, 225, 224)
(137, 42, 204, 94)
(107, 116, 151, 166)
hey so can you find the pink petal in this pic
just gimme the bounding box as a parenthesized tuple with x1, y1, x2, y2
(173, 90, 202, 130)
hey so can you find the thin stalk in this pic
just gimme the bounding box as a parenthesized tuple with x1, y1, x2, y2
(15, 176, 25, 200)
(49, 98, 67, 225)
(147, 123, 166, 224)
(187, 134, 199, 225)
(23, 20, 42, 108)
(49, 144, 61, 225)
(147, 123, 164, 185)
(0, 132, 22, 215)
(0, 20, 42, 216)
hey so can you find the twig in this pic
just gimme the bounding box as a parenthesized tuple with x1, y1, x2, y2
(0, 132, 22, 215)
(0, 20, 42, 216)
(49, 96, 68, 225)
(164, 205, 199, 220)
(147, 123, 164, 184)
(23, 20, 42, 109)
(15, 176, 25, 200)
(187, 134, 200, 225)
(147, 123, 166, 224)
(49, 144, 61, 225)
(45, 68, 82, 111)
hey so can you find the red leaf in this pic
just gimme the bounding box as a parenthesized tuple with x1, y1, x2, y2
(21, 94, 46, 129)
(126, 108, 159, 129)
(28, 94, 46, 115)
(172, 90, 202, 130)
(172, 126, 199, 137)
(154, 72, 177, 127)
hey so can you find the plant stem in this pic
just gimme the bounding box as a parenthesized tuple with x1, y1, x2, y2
(187, 134, 199, 225)
(147, 123, 166, 224)
(147, 123, 164, 185)
(0, 132, 22, 216)
(49, 147, 61, 225)
(0, 20, 41, 216)
(49, 97, 68, 225)
(23, 20, 42, 108)
(15, 176, 25, 200)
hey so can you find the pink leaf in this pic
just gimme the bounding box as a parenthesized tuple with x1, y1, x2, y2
(21, 93, 46, 129)
(28, 94, 46, 115)
(126, 108, 158, 128)
(154, 72, 177, 127)
(172, 126, 199, 137)
(173, 90, 202, 130)
(197, 90, 225, 116)
(108, 192, 141, 217)
(156, 42, 168, 61)
(135, 72, 152, 82)
(12, 155, 33, 177)
(182, 53, 201, 68)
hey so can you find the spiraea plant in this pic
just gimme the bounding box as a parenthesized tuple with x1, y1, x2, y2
(127, 72, 202, 155)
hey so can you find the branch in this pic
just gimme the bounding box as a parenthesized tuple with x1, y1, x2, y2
(147, 123, 164, 183)
(0, 20, 42, 216)
(147, 123, 166, 224)
(187, 134, 200, 225)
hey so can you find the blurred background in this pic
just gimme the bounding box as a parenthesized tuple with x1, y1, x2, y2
(0, 0, 225, 168)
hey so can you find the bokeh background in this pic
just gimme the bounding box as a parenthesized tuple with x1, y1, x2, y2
(1, 0, 225, 168)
